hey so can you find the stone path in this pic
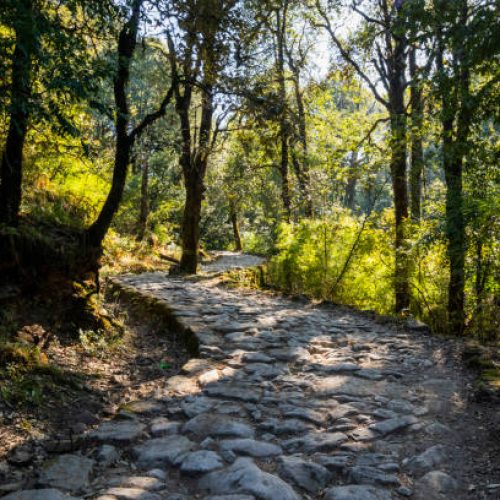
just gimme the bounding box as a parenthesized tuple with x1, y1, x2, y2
(4, 254, 497, 499)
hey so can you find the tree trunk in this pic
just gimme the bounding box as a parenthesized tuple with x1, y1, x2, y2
(136, 160, 149, 241)
(409, 46, 424, 222)
(179, 176, 203, 273)
(444, 153, 465, 335)
(0, 0, 34, 226)
(229, 199, 243, 252)
(389, 25, 410, 313)
(275, 7, 291, 222)
(290, 72, 313, 217)
(344, 150, 358, 210)
(85, 0, 141, 248)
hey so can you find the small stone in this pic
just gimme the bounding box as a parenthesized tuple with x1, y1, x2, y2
(39, 454, 94, 492)
(182, 413, 254, 439)
(316, 455, 351, 472)
(283, 432, 348, 453)
(96, 444, 120, 466)
(199, 370, 221, 385)
(180, 451, 224, 473)
(204, 384, 261, 403)
(323, 485, 391, 500)
(397, 486, 413, 497)
(90, 421, 145, 443)
(349, 466, 400, 486)
(150, 417, 181, 436)
(134, 435, 194, 467)
(220, 439, 282, 458)
(369, 416, 418, 436)
(279, 456, 330, 493)
(165, 375, 199, 395)
(107, 476, 165, 491)
(182, 358, 213, 375)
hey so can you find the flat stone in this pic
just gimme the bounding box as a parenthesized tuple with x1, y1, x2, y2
(150, 417, 181, 436)
(165, 375, 199, 395)
(181, 396, 216, 418)
(279, 456, 330, 493)
(324, 485, 392, 500)
(182, 358, 213, 375)
(104, 488, 162, 500)
(369, 416, 418, 436)
(315, 376, 381, 397)
(259, 418, 313, 435)
(96, 445, 120, 466)
(134, 435, 195, 467)
(280, 407, 326, 425)
(2, 490, 81, 500)
(414, 471, 459, 499)
(90, 421, 146, 443)
(283, 432, 348, 453)
(183, 413, 255, 439)
(241, 352, 274, 363)
(205, 496, 255, 500)
(319, 363, 360, 373)
(180, 451, 224, 473)
(199, 457, 300, 500)
(349, 466, 400, 486)
(405, 446, 447, 476)
(125, 400, 164, 415)
(39, 454, 94, 492)
(268, 347, 310, 362)
(204, 384, 261, 403)
(106, 476, 165, 491)
(220, 439, 282, 457)
(199, 370, 221, 385)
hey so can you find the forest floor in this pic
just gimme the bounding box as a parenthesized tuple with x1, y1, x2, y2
(0, 252, 499, 499)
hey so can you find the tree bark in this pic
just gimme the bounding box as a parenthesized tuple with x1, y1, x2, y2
(289, 69, 313, 217)
(388, 11, 410, 313)
(85, 0, 142, 248)
(275, 7, 291, 222)
(409, 46, 424, 222)
(0, 0, 34, 226)
(229, 198, 243, 251)
(344, 150, 358, 210)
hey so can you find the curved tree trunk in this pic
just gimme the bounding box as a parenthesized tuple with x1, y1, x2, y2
(229, 199, 243, 251)
(0, 0, 34, 226)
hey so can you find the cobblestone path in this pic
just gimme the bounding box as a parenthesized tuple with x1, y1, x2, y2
(5, 254, 497, 500)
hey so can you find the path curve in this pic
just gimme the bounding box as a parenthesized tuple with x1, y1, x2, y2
(4, 253, 498, 499)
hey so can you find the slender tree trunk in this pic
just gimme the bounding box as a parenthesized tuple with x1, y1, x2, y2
(229, 199, 243, 252)
(0, 0, 34, 226)
(136, 160, 149, 241)
(290, 73, 313, 217)
(389, 28, 410, 313)
(344, 150, 358, 210)
(275, 8, 291, 222)
(409, 46, 424, 222)
(85, 0, 141, 248)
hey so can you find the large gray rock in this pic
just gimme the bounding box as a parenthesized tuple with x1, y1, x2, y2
(90, 421, 146, 443)
(220, 439, 282, 457)
(315, 376, 382, 397)
(165, 375, 199, 395)
(39, 454, 94, 492)
(283, 432, 348, 453)
(134, 435, 195, 467)
(324, 485, 392, 500)
(279, 456, 330, 493)
(182, 413, 255, 439)
(413, 471, 459, 499)
(199, 457, 300, 500)
(2, 490, 81, 500)
(405, 446, 447, 476)
(180, 451, 224, 473)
